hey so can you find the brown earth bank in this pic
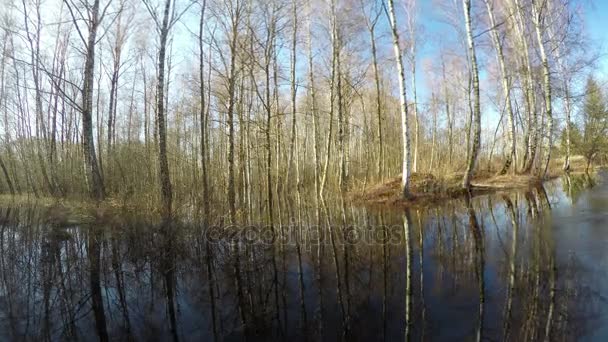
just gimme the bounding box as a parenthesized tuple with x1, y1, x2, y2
(351, 156, 603, 208)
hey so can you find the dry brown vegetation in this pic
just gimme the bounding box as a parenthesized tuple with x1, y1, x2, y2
(353, 156, 603, 207)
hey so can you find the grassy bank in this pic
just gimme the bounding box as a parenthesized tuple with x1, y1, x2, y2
(353, 156, 602, 207)
(0, 193, 165, 227)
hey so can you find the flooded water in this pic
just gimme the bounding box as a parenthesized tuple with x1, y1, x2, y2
(0, 172, 606, 341)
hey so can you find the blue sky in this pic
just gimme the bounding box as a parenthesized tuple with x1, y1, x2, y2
(158, 0, 607, 133)
(396, 0, 608, 131)
(585, 0, 608, 76)
(412, 0, 608, 95)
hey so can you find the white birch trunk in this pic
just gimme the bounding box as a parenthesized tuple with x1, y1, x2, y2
(484, 0, 516, 175)
(462, 0, 481, 190)
(386, 0, 411, 197)
(532, 0, 553, 177)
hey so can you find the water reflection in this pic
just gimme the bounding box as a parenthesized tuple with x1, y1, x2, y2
(0, 173, 606, 341)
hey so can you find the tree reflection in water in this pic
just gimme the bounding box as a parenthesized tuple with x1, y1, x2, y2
(0, 174, 604, 341)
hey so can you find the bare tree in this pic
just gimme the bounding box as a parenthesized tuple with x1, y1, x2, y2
(106, 0, 129, 152)
(404, 0, 420, 173)
(360, 0, 383, 180)
(531, 0, 553, 177)
(63, 0, 112, 200)
(386, 0, 411, 198)
(483, 0, 516, 175)
(461, 0, 481, 190)
(142, 0, 192, 216)
(285, 0, 298, 191)
(307, 0, 320, 203)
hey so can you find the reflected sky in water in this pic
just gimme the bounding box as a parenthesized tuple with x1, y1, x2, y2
(0, 172, 606, 341)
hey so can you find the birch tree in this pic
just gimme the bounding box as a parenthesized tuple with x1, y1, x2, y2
(63, 0, 112, 200)
(386, 0, 411, 198)
(483, 0, 515, 175)
(462, 0, 480, 190)
(142, 0, 190, 216)
(405, 0, 420, 173)
(531, 0, 553, 177)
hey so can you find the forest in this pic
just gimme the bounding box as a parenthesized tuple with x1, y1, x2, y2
(2, 0, 608, 340)
(0, 0, 606, 220)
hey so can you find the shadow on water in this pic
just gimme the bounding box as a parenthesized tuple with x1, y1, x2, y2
(0, 172, 607, 341)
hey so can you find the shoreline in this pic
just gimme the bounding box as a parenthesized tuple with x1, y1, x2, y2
(351, 165, 602, 209)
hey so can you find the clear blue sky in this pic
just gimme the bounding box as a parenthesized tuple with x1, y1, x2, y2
(585, 0, 608, 76)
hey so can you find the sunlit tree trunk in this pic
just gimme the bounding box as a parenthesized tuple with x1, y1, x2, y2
(563, 81, 573, 170)
(320, 0, 337, 197)
(406, 0, 419, 174)
(484, 0, 516, 175)
(532, 0, 553, 177)
(510, 0, 539, 173)
(386, 0, 411, 198)
(462, 0, 481, 190)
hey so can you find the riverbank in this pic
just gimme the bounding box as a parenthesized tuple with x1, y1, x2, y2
(0, 193, 161, 228)
(352, 156, 602, 207)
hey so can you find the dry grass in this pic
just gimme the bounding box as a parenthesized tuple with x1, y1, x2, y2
(353, 156, 602, 207)
(352, 172, 471, 207)
(0, 193, 165, 227)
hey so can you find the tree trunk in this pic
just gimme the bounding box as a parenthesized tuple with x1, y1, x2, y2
(320, 0, 337, 197)
(199, 0, 210, 227)
(369, 26, 384, 181)
(307, 0, 320, 205)
(532, 0, 553, 178)
(484, 0, 516, 175)
(442, 59, 453, 165)
(156, 0, 174, 217)
(0, 35, 15, 195)
(82, 0, 106, 200)
(23, 0, 56, 196)
(411, 61, 419, 174)
(563, 81, 572, 171)
(407, 1, 419, 174)
(511, 0, 539, 173)
(386, 0, 411, 198)
(462, 0, 481, 190)
(107, 8, 125, 152)
(226, 6, 240, 224)
(337, 27, 347, 191)
(107, 64, 119, 152)
(286, 0, 298, 192)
